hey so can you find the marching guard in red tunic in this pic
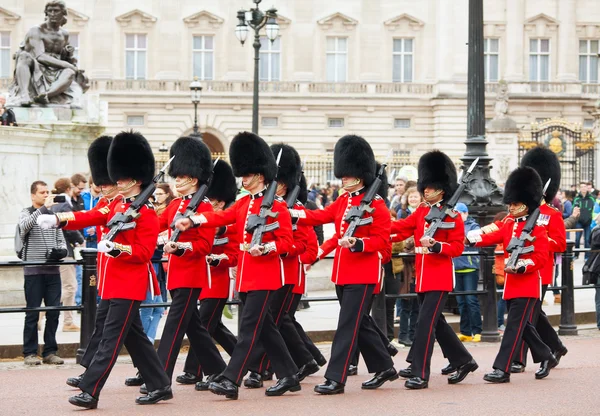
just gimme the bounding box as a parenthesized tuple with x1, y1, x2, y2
(392, 151, 477, 389)
(243, 144, 321, 387)
(177, 160, 240, 388)
(468, 166, 557, 383)
(291, 135, 396, 395)
(512, 146, 568, 373)
(38, 131, 171, 409)
(175, 132, 300, 400)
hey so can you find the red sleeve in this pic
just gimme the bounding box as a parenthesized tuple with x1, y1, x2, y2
(436, 213, 465, 258)
(62, 205, 112, 230)
(188, 201, 216, 256)
(201, 198, 240, 228)
(319, 236, 338, 259)
(219, 227, 239, 268)
(390, 206, 419, 240)
(298, 198, 339, 226)
(288, 222, 310, 257)
(121, 206, 159, 264)
(157, 200, 177, 232)
(523, 225, 549, 272)
(360, 198, 391, 253)
(268, 200, 293, 256)
(475, 228, 505, 247)
(299, 227, 318, 264)
(547, 210, 566, 253)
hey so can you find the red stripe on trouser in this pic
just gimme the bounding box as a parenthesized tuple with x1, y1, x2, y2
(341, 286, 369, 381)
(518, 300, 537, 363)
(197, 300, 222, 376)
(165, 290, 194, 372)
(258, 288, 291, 372)
(506, 299, 532, 373)
(236, 292, 271, 384)
(92, 301, 134, 397)
(422, 292, 444, 379)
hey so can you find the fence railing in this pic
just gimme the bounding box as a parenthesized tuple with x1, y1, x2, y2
(0, 241, 591, 362)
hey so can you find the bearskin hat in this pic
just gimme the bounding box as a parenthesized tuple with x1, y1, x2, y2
(375, 162, 389, 200)
(108, 130, 155, 185)
(520, 146, 561, 203)
(229, 131, 277, 182)
(417, 150, 457, 198)
(503, 167, 543, 213)
(333, 135, 376, 186)
(298, 174, 308, 205)
(270, 143, 301, 193)
(88, 135, 113, 186)
(167, 136, 212, 184)
(206, 160, 238, 205)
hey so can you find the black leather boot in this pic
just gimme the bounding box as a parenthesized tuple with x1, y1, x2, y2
(297, 359, 320, 381)
(66, 373, 84, 388)
(265, 376, 301, 396)
(314, 379, 345, 395)
(135, 386, 173, 405)
(176, 372, 202, 385)
(68, 392, 98, 409)
(209, 378, 239, 400)
(448, 360, 478, 384)
(404, 377, 428, 389)
(361, 367, 399, 389)
(483, 369, 510, 383)
(243, 371, 263, 388)
(535, 355, 558, 380)
(125, 372, 144, 386)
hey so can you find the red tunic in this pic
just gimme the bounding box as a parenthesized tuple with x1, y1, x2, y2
(295, 189, 390, 286)
(61, 196, 160, 301)
(92, 197, 110, 296)
(198, 192, 293, 293)
(295, 226, 318, 295)
(282, 202, 310, 286)
(536, 203, 566, 285)
(159, 196, 215, 290)
(474, 216, 549, 300)
(391, 202, 465, 293)
(200, 225, 239, 300)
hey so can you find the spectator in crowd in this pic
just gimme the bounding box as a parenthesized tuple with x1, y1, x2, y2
(80, 176, 101, 249)
(453, 203, 482, 342)
(560, 189, 573, 219)
(69, 173, 87, 212)
(18, 180, 67, 365)
(0, 94, 17, 126)
(390, 175, 408, 213)
(574, 181, 596, 259)
(154, 183, 174, 217)
(395, 186, 422, 346)
(386, 209, 403, 341)
(493, 211, 509, 332)
(51, 178, 84, 332)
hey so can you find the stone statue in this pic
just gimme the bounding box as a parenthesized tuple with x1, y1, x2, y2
(493, 80, 509, 120)
(7, 1, 89, 108)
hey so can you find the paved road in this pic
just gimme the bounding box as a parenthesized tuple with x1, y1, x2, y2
(1, 328, 599, 416)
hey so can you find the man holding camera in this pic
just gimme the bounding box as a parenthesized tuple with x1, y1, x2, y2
(18, 180, 68, 366)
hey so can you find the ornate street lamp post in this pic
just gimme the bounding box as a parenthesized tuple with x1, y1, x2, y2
(190, 77, 203, 139)
(235, 0, 279, 134)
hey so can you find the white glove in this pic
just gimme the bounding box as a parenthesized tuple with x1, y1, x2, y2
(37, 214, 58, 229)
(466, 229, 483, 244)
(97, 240, 115, 253)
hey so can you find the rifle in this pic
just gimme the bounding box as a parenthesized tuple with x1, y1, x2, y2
(101, 156, 175, 243)
(422, 157, 479, 239)
(286, 163, 304, 230)
(342, 163, 387, 238)
(505, 179, 551, 270)
(169, 158, 219, 243)
(245, 150, 283, 248)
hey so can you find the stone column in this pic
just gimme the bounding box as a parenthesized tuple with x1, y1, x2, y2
(504, 0, 525, 81)
(557, 0, 578, 82)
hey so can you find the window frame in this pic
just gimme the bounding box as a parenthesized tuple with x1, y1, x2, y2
(578, 39, 599, 84)
(125, 33, 148, 80)
(325, 36, 348, 83)
(192, 35, 215, 81)
(529, 38, 551, 82)
(392, 38, 414, 83)
(0, 31, 11, 78)
(259, 36, 281, 82)
(484, 38, 499, 82)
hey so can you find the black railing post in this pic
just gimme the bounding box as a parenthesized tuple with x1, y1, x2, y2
(76, 249, 98, 364)
(481, 247, 500, 342)
(371, 286, 387, 339)
(559, 241, 578, 336)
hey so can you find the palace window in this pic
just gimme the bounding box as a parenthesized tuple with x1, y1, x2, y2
(579, 40, 599, 84)
(392, 38, 413, 83)
(259, 36, 281, 81)
(0, 32, 10, 78)
(529, 39, 550, 81)
(125, 34, 147, 80)
(326, 37, 347, 82)
(193, 35, 214, 80)
(484, 38, 499, 82)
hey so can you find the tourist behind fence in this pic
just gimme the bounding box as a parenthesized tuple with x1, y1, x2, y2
(390, 175, 407, 213)
(152, 183, 174, 303)
(453, 203, 482, 342)
(18, 180, 67, 365)
(0, 94, 17, 126)
(80, 177, 101, 249)
(573, 181, 595, 259)
(50, 178, 84, 332)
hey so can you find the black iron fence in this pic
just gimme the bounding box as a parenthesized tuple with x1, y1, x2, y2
(0, 240, 595, 363)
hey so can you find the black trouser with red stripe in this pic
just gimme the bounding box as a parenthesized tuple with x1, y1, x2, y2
(325, 284, 393, 384)
(493, 297, 553, 372)
(78, 299, 169, 398)
(515, 285, 564, 366)
(255, 286, 314, 370)
(157, 288, 226, 380)
(222, 290, 298, 385)
(80, 299, 109, 369)
(287, 293, 323, 364)
(408, 291, 472, 381)
(182, 297, 238, 377)
(350, 294, 391, 367)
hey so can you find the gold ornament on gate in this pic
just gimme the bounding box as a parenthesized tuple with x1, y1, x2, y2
(89, 275, 97, 287)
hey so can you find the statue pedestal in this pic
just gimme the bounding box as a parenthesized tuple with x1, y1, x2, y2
(0, 94, 107, 255)
(487, 117, 519, 185)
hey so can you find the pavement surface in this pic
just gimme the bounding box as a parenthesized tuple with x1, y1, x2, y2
(1, 326, 599, 416)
